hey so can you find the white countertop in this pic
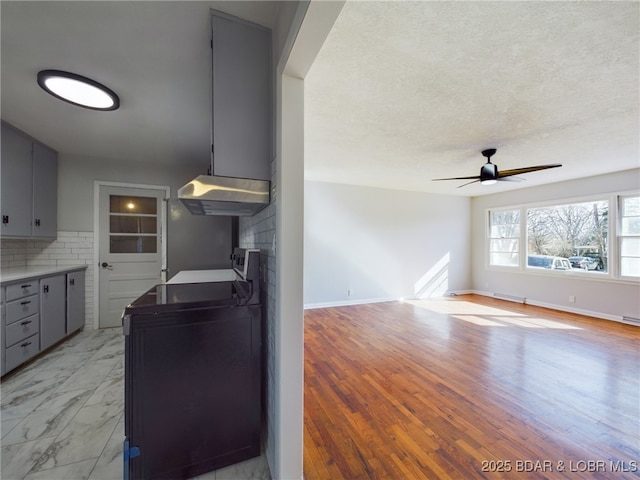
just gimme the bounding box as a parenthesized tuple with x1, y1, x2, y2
(166, 269, 237, 284)
(0, 265, 88, 285)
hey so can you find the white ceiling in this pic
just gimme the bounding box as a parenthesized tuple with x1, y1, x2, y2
(2, 1, 638, 197)
(305, 1, 639, 196)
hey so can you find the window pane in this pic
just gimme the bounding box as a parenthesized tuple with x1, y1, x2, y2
(490, 252, 519, 266)
(489, 209, 520, 267)
(622, 217, 640, 235)
(621, 257, 640, 277)
(621, 237, 640, 257)
(110, 195, 157, 214)
(527, 200, 608, 273)
(110, 216, 157, 234)
(490, 224, 519, 238)
(623, 196, 640, 216)
(490, 238, 518, 253)
(491, 210, 520, 225)
(110, 235, 157, 254)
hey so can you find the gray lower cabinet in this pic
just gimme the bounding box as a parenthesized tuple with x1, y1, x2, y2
(40, 274, 67, 351)
(2, 268, 87, 375)
(3, 281, 41, 373)
(1, 288, 5, 376)
(67, 271, 85, 333)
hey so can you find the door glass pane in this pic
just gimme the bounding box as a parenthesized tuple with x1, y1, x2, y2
(110, 236, 157, 254)
(110, 195, 157, 214)
(110, 216, 157, 234)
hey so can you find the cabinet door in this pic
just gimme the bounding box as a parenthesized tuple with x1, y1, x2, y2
(1, 123, 33, 237)
(211, 13, 271, 181)
(67, 271, 85, 333)
(32, 142, 58, 238)
(1, 287, 6, 376)
(40, 275, 66, 350)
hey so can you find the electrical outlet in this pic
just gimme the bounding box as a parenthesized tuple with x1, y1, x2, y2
(569, 295, 576, 303)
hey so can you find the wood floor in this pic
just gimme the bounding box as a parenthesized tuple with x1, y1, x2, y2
(303, 295, 640, 479)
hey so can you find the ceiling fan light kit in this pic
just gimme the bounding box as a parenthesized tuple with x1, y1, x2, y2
(433, 148, 562, 188)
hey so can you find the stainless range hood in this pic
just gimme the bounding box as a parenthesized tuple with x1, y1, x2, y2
(178, 175, 270, 216)
(178, 10, 272, 217)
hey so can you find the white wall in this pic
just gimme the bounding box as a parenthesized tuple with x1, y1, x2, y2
(304, 181, 472, 307)
(0, 232, 95, 328)
(58, 153, 232, 276)
(237, 2, 312, 478)
(470, 168, 640, 321)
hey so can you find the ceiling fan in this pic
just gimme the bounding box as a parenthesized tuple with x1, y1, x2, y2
(433, 149, 562, 188)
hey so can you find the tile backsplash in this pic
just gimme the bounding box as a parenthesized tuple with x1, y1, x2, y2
(1, 231, 95, 327)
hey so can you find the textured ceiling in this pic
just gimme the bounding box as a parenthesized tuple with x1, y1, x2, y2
(305, 1, 639, 196)
(1, 1, 638, 197)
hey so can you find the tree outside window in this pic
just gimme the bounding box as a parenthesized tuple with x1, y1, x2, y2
(527, 200, 608, 272)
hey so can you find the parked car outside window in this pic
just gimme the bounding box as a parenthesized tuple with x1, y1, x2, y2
(527, 255, 572, 270)
(568, 256, 598, 270)
(582, 253, 605, 271)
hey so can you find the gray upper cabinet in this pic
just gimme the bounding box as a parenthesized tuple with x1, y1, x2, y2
(211, 12, 272, 181)
(1, 122, 58, 238)
(1, 123, 33, 237)
(32, 142, 58, 238)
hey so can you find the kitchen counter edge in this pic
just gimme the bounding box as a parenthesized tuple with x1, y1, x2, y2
(0, 265, 89, 285)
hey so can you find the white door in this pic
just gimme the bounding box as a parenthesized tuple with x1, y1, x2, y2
(98, 185, 166, 328)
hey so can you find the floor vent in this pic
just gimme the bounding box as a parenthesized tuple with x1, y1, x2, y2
(494, 293, 526, 304)
(622, 316, 640, 326)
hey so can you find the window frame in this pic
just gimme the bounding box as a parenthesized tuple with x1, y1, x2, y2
(487, 208, 521, 269)
(486, 191, 639, 284)
(618, 194, 640, 281)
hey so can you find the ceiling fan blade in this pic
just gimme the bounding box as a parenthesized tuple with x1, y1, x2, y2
(457, 179, 481, 188)
(498, 163, 562, 178)
(432, 175, 482, 181)
(497, 176, 525, 182)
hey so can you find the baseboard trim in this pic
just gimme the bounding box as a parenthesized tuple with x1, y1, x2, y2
(304, 290, 475, 310)
(469, 290, 630, 325)
(304, 297, 399, 310)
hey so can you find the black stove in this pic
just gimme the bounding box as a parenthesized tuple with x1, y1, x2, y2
(124, 280, 251, 314)
(123, 248, 262, 480)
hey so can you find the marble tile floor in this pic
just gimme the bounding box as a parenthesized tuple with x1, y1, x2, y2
(1, 328, 270, 480)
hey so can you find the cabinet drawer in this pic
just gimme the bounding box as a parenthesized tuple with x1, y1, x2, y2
(6, 294, 40, 323)
(5, 332, 39, 373)
(5, 313, 39, 348)
(6, 282, 38, 301)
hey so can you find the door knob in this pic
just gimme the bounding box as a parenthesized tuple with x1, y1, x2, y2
(101, 262, 114, 270)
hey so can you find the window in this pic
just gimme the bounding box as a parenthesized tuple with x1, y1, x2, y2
(489, 209, 520, 267)
(109, 195, 158, 254)
(527, 200, 608, 273)
(620, 195, 640, 278)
